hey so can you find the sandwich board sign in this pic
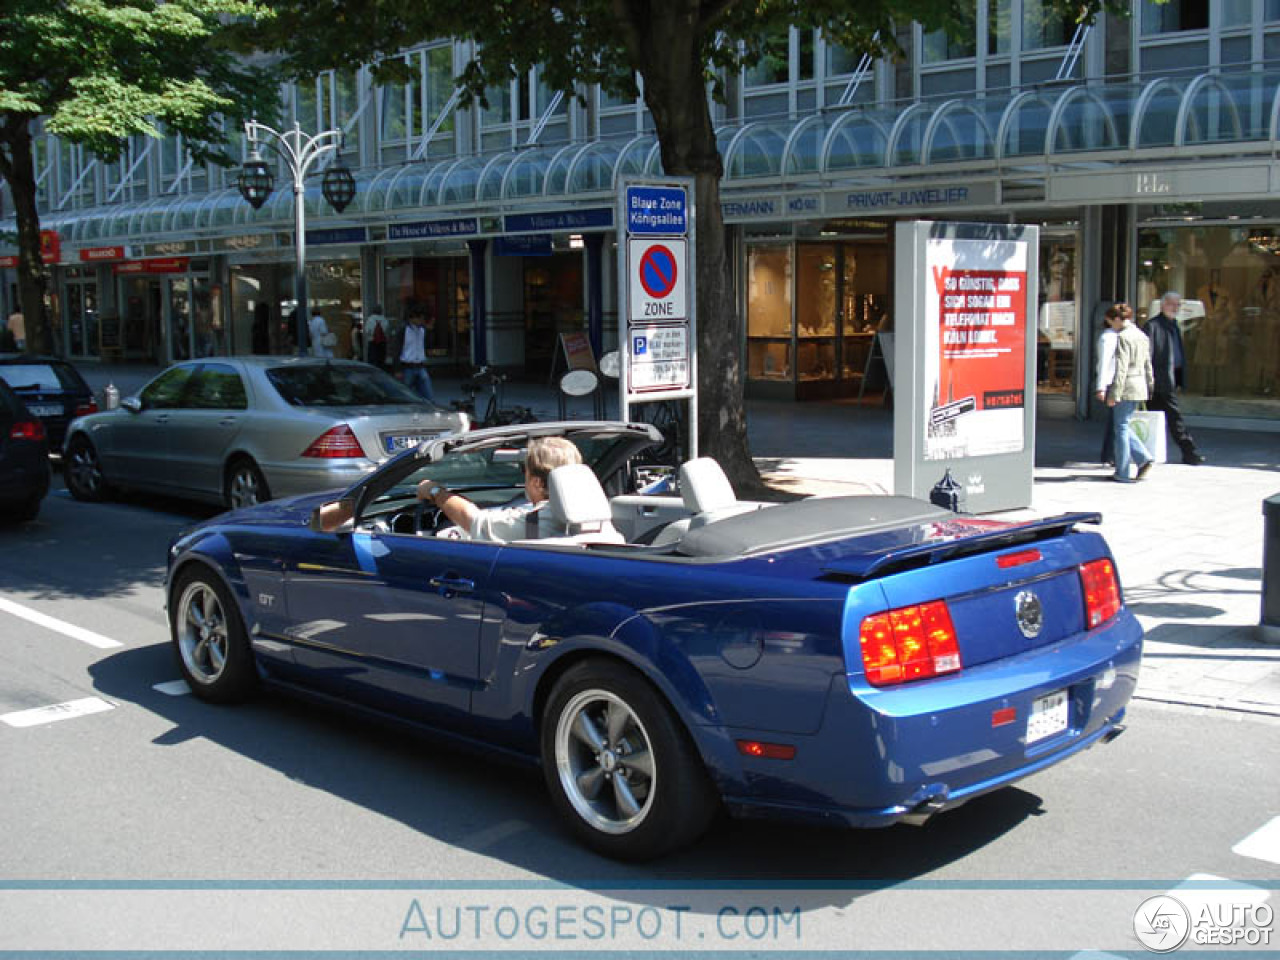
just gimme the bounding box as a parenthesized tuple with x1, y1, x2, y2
(617, 177, 697, 456)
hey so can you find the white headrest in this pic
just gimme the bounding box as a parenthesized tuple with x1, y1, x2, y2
(547, 463, 612, 529)
(679, 457, 737, 513)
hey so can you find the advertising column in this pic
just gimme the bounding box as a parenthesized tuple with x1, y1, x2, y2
(616, 177, 698, 458)
(894, 221, 1039, 512)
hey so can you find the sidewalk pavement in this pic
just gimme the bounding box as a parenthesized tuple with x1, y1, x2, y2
(79, 363, 1280, 720)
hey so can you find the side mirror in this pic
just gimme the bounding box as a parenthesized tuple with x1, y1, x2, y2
(121, 396, 143, 414)
(310, 497, 355, 533)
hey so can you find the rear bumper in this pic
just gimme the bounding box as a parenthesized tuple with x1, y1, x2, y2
(0, 456, 51, 504)
(261, 459, 378, 500)
(718, 610, 1143, 827)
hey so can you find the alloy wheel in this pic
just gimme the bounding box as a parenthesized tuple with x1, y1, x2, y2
(176, 580, 230, 685)
(554, 689, 657, 835)
(67, 442, 102, 497)
(227, 465, 263, 509)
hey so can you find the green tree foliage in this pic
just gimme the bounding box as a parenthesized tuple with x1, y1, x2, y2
(0, 0, 276, 353)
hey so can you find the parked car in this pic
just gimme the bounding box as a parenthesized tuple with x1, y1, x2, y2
(165, 421, 1142, 860)
(0, 354, 97, 451)
(63, 357, 468, 509)
(0, 377, 51, 522)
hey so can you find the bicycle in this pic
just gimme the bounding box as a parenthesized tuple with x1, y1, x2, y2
(451, 366, 536, 429)
(628, 397, 684, 467)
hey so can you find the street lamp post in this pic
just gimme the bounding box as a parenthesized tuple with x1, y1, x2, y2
(237, 121, 356, 354)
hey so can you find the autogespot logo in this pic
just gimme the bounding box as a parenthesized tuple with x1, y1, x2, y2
(1134, 895, 1191, 953)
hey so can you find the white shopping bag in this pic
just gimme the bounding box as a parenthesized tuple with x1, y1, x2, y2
(1129, 409, 1167, 463)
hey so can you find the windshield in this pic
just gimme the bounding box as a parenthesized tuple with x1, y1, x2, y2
(266, 363, 432, 407)
(367, 433, 644, 512)
(0, 363, 84, 393)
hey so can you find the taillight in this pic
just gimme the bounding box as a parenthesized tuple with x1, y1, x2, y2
(301, 424, 365, 458)
(9, 420, 45, 442)
(859, 599, 961, 687)
(74, 400, 98, 416)
(1080, 557, 1121, 628)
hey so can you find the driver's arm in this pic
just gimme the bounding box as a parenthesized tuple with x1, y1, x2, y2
(416, 479, 479, 533)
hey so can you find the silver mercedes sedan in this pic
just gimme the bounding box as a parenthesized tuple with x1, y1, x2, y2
(62, 357, 468, 509)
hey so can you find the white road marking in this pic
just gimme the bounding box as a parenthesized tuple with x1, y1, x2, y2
(152, 680, 191, 697)
(0, 597, 122, 649)
(1169, 874, 1272, 912)
(1233, 816, 1280, 866)
(1, 697, 115, 728)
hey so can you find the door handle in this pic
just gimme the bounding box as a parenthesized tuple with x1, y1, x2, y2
(219, 417, 238, 426)
(428, 575, 474, 597)
(154, 414, 170, 424)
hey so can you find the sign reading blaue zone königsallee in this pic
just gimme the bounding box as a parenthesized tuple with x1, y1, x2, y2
(625, 186, 688, 236)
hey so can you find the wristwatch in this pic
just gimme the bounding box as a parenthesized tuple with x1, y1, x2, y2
(428, 484, 444, 501)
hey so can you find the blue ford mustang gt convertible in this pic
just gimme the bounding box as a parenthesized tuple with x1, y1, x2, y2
(165, 421, 1141, 860)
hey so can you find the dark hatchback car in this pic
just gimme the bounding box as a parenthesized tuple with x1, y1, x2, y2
(0, 377, 51, 522)
(0, 355, 97, 451)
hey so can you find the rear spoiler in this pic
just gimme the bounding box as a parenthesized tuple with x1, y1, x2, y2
(820, 512, 1102, 582)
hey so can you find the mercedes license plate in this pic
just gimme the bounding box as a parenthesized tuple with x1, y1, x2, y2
(384, 433, 433, 454)
(28, 404, 60, 417)
(1026, 689, 1069, 744)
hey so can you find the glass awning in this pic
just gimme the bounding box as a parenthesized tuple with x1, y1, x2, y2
(15, 68, 1280, 253)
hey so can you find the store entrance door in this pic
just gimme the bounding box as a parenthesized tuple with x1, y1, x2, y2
(121, 277, 164, 362)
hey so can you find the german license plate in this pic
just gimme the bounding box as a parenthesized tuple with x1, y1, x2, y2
(1026, 689, 1069, 744)
(384, 433, 433, 454)
(28, 404, 60, 417)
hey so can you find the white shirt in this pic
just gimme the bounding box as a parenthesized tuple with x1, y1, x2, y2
(400, 323, 426, 364)
(1095, 327, 1118, 392)
(309, 314, 333, 358)
(468, 502, 559, 543)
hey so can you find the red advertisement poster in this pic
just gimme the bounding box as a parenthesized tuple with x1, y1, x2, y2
(923, 238, 1030, 461)
(933, 266, 1027, 412)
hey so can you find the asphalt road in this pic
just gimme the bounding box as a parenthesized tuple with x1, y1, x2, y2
(2, 484, 1277, 954)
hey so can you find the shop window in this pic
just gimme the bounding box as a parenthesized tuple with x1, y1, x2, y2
(746, 245, 792, 381)
(523, 253, 582, 378)
(1136, 225, 1280, 419)
(1036, 238, 1077, 398)
(384, 255, 471, 369)
(1140, 0, 1208, 35)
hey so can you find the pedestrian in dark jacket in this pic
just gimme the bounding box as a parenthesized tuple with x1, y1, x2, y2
(1144, 292, 1205, 465)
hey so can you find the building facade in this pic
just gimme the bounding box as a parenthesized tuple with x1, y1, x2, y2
(4, 0, 1280, 428)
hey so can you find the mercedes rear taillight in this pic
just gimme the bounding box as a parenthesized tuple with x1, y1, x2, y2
(860, 599, 962, 687)
(301, 424, 365, 458)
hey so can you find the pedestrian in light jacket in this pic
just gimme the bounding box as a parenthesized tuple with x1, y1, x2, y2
(1106, 307, 1155, 484)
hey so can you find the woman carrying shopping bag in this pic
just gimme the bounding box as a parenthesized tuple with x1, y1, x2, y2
(1104, 304, 1156, 483)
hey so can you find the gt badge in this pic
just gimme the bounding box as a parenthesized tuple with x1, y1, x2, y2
(1014, 590, 1043, 639)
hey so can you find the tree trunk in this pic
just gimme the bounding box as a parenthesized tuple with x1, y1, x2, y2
(0, 118, 51, 356)
(615, 0, 763, 493)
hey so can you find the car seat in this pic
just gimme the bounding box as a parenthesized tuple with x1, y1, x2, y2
(543, 463, 625, 545)
(650, 457, 765, 546)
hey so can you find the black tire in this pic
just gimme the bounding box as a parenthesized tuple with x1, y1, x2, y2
(64, 436, 111, 502)
(169, 567, 259, 703)
(540, 658, 717, 860)
(225, 457, 270, 510)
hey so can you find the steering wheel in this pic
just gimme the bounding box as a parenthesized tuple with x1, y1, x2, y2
(412, 500, 442, 534)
